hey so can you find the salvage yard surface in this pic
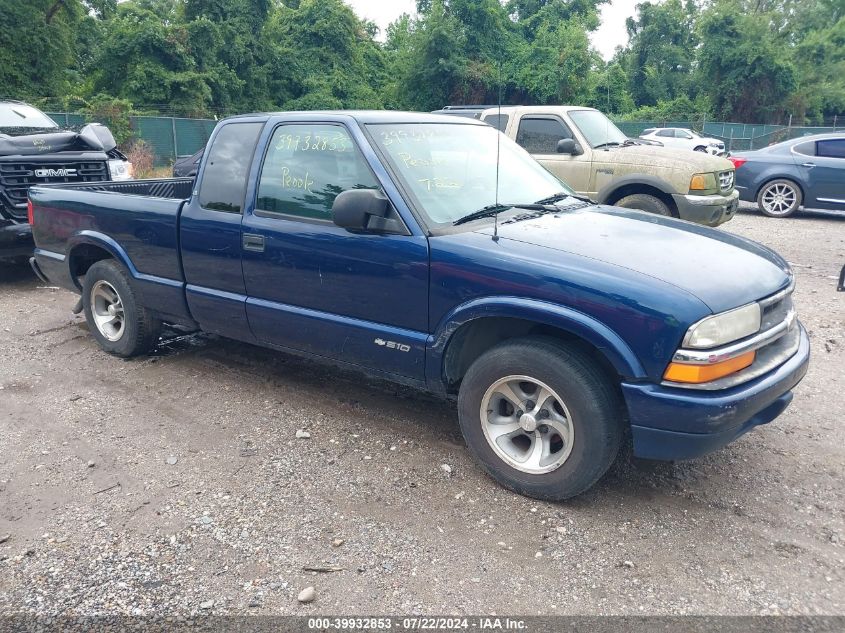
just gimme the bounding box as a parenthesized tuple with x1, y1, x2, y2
(0, 207, 843, 616)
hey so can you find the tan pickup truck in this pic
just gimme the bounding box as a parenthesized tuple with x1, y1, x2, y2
(481, 106, 739, 226)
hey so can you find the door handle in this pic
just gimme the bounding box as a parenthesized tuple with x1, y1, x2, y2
(242, 233, 265, 252)
(802, 162, 816, 168)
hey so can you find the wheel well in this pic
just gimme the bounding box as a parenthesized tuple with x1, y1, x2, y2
(754, 176, 804, 202)
(68, 244, 114, 287)
(605, 183, 678, 216)
(442, 317, 621, 394)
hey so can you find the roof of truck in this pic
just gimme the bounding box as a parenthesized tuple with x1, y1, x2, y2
(223, 110, 488, 125)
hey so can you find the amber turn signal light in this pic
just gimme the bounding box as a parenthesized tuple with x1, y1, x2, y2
(664, 351, 756, 384)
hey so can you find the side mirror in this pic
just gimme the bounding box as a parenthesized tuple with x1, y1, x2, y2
(556, 138, 580, 155)
(332, 189, 405, 234)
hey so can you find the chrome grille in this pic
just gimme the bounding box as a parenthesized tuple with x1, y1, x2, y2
(719, 170, 734, 191)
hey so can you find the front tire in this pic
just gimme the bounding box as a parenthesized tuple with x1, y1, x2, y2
(82, 260, 161, 357)
(614, 193, 674, 217)
(693, 145, 707, 153)
(757, 179, 801, 217)
(457, 338, 623, 501)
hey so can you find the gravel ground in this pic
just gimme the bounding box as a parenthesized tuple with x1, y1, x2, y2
(0, 205, 843, 617)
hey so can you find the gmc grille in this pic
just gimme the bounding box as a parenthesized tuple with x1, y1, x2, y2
(0, 161, 108, 220)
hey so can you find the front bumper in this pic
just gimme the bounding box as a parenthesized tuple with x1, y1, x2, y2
(672, 189, 739, 226)
(0, 218, 34, 260)
(623, 323, 810, 461)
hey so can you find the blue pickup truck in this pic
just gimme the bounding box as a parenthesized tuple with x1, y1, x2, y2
(28, 111, 810, 500)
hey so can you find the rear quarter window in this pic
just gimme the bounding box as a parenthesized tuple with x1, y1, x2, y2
(816, 139, 845, 159)
(198, 122, 263, 213)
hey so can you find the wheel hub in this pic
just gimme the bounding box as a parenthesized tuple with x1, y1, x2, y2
(519, 412, 538, 433)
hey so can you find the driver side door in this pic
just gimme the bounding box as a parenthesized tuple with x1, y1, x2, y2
(513, 115, 593, 195)
(240, 121, 430, 380)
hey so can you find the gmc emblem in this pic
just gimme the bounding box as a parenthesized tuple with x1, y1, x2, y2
(34, 168, 77, 178)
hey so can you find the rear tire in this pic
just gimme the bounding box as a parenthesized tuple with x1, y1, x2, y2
(457, 337, 623, 501)
(82, 260, 161, 357)
(757, 179, 801, 218)
(614, 193, 674, 217)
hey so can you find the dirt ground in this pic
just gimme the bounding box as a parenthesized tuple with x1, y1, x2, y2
(0, 205, 843, 616)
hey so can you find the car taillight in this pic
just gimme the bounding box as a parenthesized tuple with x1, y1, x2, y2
(729, 157, 747, 169)
(27, 199, 34, 225)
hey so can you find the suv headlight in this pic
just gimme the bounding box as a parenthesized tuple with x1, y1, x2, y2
(689, 172, 718, 192)
(682, 303, 761, 349)
(108, 159, 134, 181)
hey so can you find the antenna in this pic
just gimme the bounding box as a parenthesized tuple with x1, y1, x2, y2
(493, 63, 502, 242)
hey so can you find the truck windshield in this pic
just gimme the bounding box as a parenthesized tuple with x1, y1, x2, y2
(568, 110, 628, 148)
(0, 103, 59, 130)
(367, 123, 569, 226)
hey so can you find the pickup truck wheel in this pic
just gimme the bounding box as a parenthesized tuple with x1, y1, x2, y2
(82, 260, 161, 357)
(757, 179, 801, 217)
(457, 338, 623, 500)
(614, 193, 673, 217)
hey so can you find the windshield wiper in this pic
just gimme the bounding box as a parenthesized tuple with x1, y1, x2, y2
(593, 141, 621, 150)
(453, 202, 557, 226)
(534, 191, 595, 205)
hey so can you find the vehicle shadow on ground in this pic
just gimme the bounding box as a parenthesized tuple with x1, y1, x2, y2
(0, 259, 38, 287)
(149, 330, 742, 505)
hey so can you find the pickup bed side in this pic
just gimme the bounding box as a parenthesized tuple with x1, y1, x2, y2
(31, 179, 195, 326)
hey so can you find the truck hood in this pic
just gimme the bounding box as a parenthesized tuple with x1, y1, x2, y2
(474, 206, 791, 313)
(599, 144, 733, 172)
(0, 123, 117, 157)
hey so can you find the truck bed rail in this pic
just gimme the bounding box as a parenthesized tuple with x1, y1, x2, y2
(33, 178, 194, 200)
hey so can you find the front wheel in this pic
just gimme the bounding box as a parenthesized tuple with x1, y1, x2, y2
(457, 338, 623, 500)
(757, 179, 802, 217)
(82, 260, 161, 357)
(614, 193, 674, 217)
(693, 145, 707, 153)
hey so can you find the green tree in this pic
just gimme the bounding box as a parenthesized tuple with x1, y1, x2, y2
(697, 1, 797, 122)
(624, 0, 699, 107)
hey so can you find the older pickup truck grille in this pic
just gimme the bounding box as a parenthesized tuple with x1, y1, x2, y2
(0, 161, 108, 220)
(719, 170, 734, 192)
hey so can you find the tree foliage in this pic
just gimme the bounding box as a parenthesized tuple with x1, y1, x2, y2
(0, 0, 841, 124)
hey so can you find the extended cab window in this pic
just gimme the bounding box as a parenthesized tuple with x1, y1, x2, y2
(515, 117, 573, 154)
(817, 139, 845, 159)
(256, 124, 379, 221)
(199, 122, 263, 213)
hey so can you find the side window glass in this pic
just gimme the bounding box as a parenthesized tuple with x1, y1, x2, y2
(199, 122, 263, 213)
(515, 117, 574, 154)
(793, 140, 816, 156)
(256, 124, 380, 221)
(656, 129, 674, 138)
(484, 114, 510, 132)
(816, 139, 845, 159)
(677, 130, 692, 139)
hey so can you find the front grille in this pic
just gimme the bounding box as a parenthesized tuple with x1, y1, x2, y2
(719, 170, 734, 191)
(0, 161, 108, 219)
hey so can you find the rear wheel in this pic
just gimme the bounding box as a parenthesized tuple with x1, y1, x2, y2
(457, 337, 623, 500)
(614, 193, 674, 217)
(82, 260, 161, 357)
(757, 179, 801, 217)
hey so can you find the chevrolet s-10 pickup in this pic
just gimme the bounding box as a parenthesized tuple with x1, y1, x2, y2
(28, 111, 810, 500)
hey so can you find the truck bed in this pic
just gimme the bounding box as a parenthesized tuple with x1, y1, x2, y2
(29, 178, 196, 322)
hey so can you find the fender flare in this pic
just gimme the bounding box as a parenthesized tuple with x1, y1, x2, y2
(66, 230, 139, 289)
(596, 173, 675, 205)
(425, 296, 646, 390)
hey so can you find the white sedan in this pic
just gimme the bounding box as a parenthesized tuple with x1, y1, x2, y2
(639, 127, 727, 156)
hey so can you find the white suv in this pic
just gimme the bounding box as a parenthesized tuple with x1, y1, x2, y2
(639, 127, 726, 156)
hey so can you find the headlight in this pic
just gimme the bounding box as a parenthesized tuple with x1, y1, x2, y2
(108, 159, 134, 181)
(682, 303, 761, 349)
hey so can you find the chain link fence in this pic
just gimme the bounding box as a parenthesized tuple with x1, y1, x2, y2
(46, 112, 218, 167)
(615, 118, 845, 152)
(44, 111, 845, 166)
